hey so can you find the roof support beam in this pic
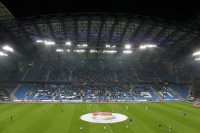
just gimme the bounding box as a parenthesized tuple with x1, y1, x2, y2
(130, 21, 144, 42)
(97, 14, 107, 46)
(47, 19, 56, 40)
(87, 14, 92, 43)
(118, 18, 132, 44)
(141, 23, 157, 42)
(159, 28, 180, 46)
(33, 22, 43, 38)
(17, 22, 33, 42)
(0, 24, 6, 43)
(74, 15, 79, 43)
(0, 21, 31, 55)
(61, 17, 68, 39)
(152, 26, 168, 42)
(167, 32, 198, 61)
(108, 15, 121, 42)
(0, 21, 23, 44)
(157, 31, 188, 63)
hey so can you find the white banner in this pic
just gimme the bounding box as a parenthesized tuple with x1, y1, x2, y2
(13, 100, 22, 102)
(62, 100, 82, 102)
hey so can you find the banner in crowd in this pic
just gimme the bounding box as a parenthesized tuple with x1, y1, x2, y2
(193, 102, 200, 107)
(94, 100, 107, 102)
(61, 100, 81, 102)
(13, 100, 82, 102)
(172, 99, 181, 101)
(13, 100, 22, 102)
(109, 100, 118, 102)
(118, 100, 125, 102)
(156, 98, 164, 101)
(137, 99, 147, 101)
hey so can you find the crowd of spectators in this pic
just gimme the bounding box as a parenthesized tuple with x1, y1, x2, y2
(58, 84, 81, 100)
(28, 84, 57, 100)
(4, 71, 23, 81)
(0, 60, 196, 82)
(106, 84, 131, 100)
(25, 63, 47, 81)
(48, 67, 70, 81)
(82, 84, 107, 100)
(1, 60, 199, 83)
(132, 85, 152, 97)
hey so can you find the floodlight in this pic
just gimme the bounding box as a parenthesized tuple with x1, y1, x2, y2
(56, 49, 63, 52)
(44, 41, 55, 45)
(140, 45, 146, 49)
(0, 51, 7, 56)
(195, 58, 200, 60)
(140, 44, 157, 49)
(123, 50, 132, 53)
(36, 40, 43, 42)
(67, 49, 70, 52)
(193, 51, 200, 56)
(83, 44, 87, 47)
(112, 46, 116, 48)
(79, 50, 85, 52)
(106, 45, 110, 47)
(146, 44, 157, 48)
(75, 50, 85, 52)
(90, 50, 97, 53)
(3, 46, 13, 52)
(103, 50, 117, 53)
(125, 45, 131, 49)
(66, 42, 71, 45)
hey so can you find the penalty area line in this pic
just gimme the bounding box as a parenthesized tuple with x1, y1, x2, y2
(96, 104, 114, 133)
(0, 107, 26, 123)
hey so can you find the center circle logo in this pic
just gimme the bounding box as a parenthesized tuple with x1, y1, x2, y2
(80, 112, 128, 123)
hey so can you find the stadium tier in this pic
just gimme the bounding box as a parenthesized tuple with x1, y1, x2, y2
(1, 83, 188, 101)
(0, 60, 187, 82)
(0, 60, 197, 101)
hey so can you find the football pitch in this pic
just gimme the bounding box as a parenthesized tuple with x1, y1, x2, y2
(0, 102, 200, 133)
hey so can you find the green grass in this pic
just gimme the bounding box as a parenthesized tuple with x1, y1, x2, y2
(0, 102, 200, 133)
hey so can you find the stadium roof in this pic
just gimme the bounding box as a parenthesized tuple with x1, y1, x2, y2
(0, 1, 200, 69)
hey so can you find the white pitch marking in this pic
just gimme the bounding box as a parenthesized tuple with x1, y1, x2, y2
(96, 104, 114, 133)
(0, 107, 26, 123)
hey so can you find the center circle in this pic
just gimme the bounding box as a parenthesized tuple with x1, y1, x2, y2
(80, 112, 128, 123)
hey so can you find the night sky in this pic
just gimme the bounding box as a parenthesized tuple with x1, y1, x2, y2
(1, 0, 200, 22)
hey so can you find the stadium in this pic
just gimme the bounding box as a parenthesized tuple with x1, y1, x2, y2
(0, 1, 200, 133)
